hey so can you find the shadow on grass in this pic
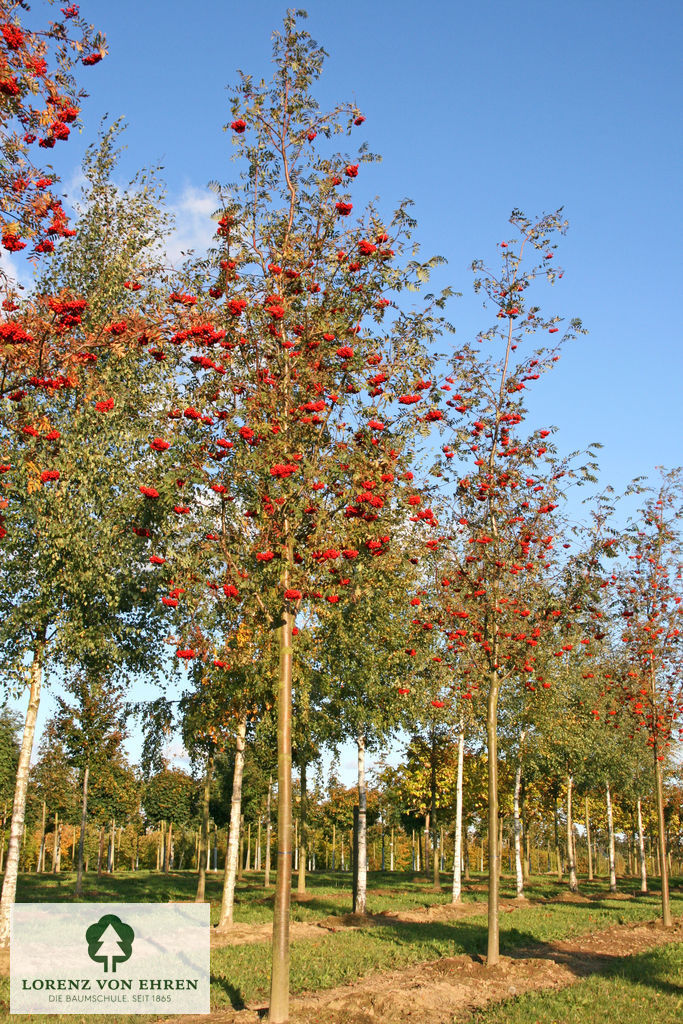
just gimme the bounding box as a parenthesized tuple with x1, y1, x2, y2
(210, 972, 247, 1010)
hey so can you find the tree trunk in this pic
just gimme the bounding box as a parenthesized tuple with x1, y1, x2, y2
(97, 825, 105, 877)
(637, 796, 648, 894)
(75, 766, 89, 896)
(513, 760, 524, 898)
(238, 815, 245, 881)
(605, 782, 617, 893)
(36, 800, 46, 874)
(196, 756, 212, 902)
(430, 729, 440, 890)
(390, 825, 394, 871)
(217, 717, 247, 930)
(246, 822, 251, 872)
(354, 732, 367, 914)
(653, 752, 672, 925)
(264, 776, 272, 888)
(567, 775, 578, 892)
(554, 797, 563, 880)
(380, 814, 385, 872)
(486, 671, 500, 965)
(163, 820, 172, 874)
(257, 816, 262, 872)
(585, 796, 593, 881)
(0, 639, 44, 947)
(424, 813, 430, 875)
(464, 828, 471, 881)
(297, 759, 307, 895)
(332, 822, 336, 871)
(51, 812, 60, 873)
(268, 596, 293, 1023)
(452, 721, 465, 904)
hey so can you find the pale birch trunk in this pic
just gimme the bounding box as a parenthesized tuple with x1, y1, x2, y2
(0, 643, 44, 946)
(36, 800, 46, 873)
(217, 717, 247, 930)
(567, 775, 578, 892)
(297, 759, 306, 894)
(637, 796, 647, 893)
(606, 782, 617, 893)
(513, 762, 524, 897)
(451, 722, 465, 904)
(355, 732, 367, 914)
(585, 796, 593, 881)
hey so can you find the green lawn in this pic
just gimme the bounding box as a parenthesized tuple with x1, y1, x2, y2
(469, 941, 683, 1023)
(3, 871, 681, 1021)
(14, 867, 674, 924)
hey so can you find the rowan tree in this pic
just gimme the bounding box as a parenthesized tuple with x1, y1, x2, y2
(428, 209, 597, 963)
(614, 469, 683, 924)
(0, 0, 105, 265)
(127, 15, 449, 1016)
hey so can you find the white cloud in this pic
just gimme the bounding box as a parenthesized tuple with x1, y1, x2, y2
(164, 184, 218, 268)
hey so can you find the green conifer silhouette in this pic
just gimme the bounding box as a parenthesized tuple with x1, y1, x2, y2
(85, 914, 134, 972)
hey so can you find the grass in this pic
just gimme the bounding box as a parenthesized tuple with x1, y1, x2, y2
(14, 867, 488, 925)
(3, 871, 682, 1021)
(206, 889, 683, 1007)
(469, 941, 683, 1023)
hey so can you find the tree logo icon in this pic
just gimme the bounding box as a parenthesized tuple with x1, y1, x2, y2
(85, 914, 135, 973)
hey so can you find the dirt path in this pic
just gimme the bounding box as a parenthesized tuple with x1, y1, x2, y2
(164, 913, 683, 1024)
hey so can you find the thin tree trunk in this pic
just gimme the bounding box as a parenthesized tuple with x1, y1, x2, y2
(163, 820, 172, 874)
(637, 796, 648, 893)
(238, 815, 245, 881)
(381, 814, 385, 872)
(196, 756, 212, 902)
(430, 729, 440, 890)
(97, 825, 105, 877)
(257, 816, 262, 872)
(605, 782, 617, 893)
(554, 797, 563, 880)
(268, 593, 293, 1023)
(452, 721, 465, 904)
(653, 752, 672, 925)
(464, 828, 471, 880)
(332, 822, 336, 871)
(354, 732, 367, 914)
(586, 796, 593, 881)
(567, 775, 578, 892)
(52, 812, 59, 872)
(246, 822, 251, 872)
(513, 761, 524, 897)
(297, 759, 307, 894)
(486, 672, 500, 965)
(217, 717, 247, 930)
(75, 766, 89, 896)
(36, 800, 46, 873)
(0, 640, 44, 947)
(390, 825, 394, 871)
(264, 776, 272, 888)
(424, 813, 430, 875)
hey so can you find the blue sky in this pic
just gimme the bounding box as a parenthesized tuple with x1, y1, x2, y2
(48, 0, 682, 494)
(8, 0, 683, 782)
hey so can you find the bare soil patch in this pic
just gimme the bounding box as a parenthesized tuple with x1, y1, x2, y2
(165, 914, 683, 1024)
